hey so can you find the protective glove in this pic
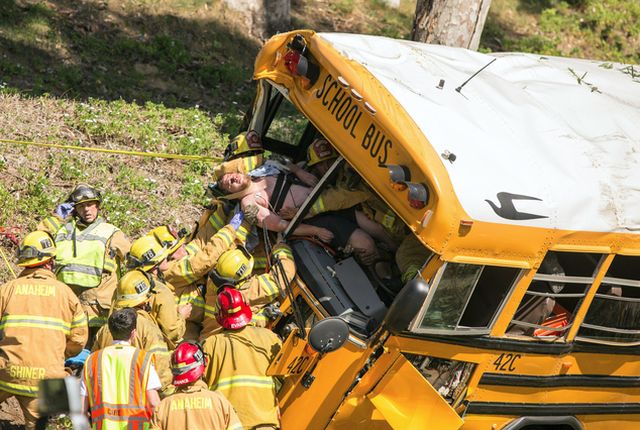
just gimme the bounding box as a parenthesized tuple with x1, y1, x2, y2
(229, 211, 245, 230)
(55, 202, 75, 219)
(65, 348, 90, 367)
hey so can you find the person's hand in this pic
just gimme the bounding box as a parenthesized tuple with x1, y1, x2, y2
(229, 211, 244, 230)
(314, 227, 334, 243)
(65, 348, 90, 367)
(278, 206, 297, 220)
(55, 202, 75, 218)
(178, 303, 193, 319)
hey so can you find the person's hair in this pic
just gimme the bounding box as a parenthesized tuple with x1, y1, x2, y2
(108, 308, 137, 341)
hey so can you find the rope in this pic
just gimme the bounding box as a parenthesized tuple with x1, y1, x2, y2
(0, 246, 16, 279)
(0, 138, 223, 162)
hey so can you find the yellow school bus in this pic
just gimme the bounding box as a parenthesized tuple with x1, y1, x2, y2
(242, 30, 640, 430)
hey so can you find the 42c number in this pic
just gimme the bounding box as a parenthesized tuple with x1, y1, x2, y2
(492, 353, 522, 372)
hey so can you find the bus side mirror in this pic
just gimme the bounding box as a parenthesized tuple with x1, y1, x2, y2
(308, 317, 350, 353)
(383, 278, 430, 334)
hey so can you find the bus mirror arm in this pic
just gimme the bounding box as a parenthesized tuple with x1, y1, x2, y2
(382, 278, 430, 335)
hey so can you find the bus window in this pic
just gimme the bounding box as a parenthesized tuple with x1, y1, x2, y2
(412, 263, 519, 334)
(261, 86, 314, 159)
(508, 251, 603, 339)
(576, 255, 640, 345)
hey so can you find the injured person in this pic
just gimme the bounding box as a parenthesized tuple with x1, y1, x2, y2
(217, 170, 381, 266)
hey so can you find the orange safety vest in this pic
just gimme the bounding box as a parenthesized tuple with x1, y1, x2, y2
(84, 345, 154, 430)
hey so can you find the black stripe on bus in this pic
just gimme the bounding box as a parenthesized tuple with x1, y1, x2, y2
(401, 333, 640, 356)
(466, 402, 640, 416)
(479, 373, 640, 388)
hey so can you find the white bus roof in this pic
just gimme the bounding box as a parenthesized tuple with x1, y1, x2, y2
(319, 33, 640, 234)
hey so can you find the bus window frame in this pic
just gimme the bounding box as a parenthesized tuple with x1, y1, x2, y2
(409, 261, 522, 336)
(574, 254, 640, 347)
(507, 252, 607, 342)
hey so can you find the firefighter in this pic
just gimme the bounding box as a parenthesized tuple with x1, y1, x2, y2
(152, 341, 242, 430)
(148, 211, 245, 340)
(201, 242, 295, 339)
(92, 270, 173, 390)
(203, 287, 282, 429)
(0, 231, 88, 430)
(127, 235, 191, 347)
(222, 130, 265, 174)
(38, 183, 131, 334)
(82, 308, 161, 428)
(395, 234, 432, 284)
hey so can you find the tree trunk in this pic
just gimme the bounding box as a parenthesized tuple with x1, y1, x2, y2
(224, 0, 290, 40)
(411, 0, 492, 50)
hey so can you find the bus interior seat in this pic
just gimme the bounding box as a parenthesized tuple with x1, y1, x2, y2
(290, 239, 387, 337)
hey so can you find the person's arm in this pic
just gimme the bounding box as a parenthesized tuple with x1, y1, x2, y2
(239, 244, 296, 306)
(146, 390, 161, 412)
(109, 230, 131, 261)
(163, 225, 237, 288)
(151, 283, 186, 345)
(287, 163, 319, 187)
(66, 297, 89, 358)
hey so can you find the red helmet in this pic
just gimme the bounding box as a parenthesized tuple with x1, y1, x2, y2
(216, 286, 252, 330)
(171, 341, 207, 386)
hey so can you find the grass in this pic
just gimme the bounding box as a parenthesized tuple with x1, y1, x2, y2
(482, 0, 640, 63)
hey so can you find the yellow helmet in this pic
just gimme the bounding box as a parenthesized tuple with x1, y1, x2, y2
(127, 235, 168, 272)
(214, 246, 254, 283)
(223, 130, 263, 161)
(307, 138, 337, 167)
(148, 225, 187, 257)
(17, 231, 56, 267)
(115, 270, 153, 308)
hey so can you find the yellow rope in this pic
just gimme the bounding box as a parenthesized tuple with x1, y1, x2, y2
(0, 138, 223, 162)
(0, 246, 16, 279)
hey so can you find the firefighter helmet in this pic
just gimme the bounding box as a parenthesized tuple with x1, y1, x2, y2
(17, 231, 56, 267)
(214, 246, 254, 283)
(69, 184, 102, 205)
(171, 341, 207, 386)
(307, 138, 337, 167)
(223, 130, 263, 161)
(115, 270, 153, 308)
(148, 225, 186, 257)
(216, 286, 252, 330)
(127, 235, 168, 272)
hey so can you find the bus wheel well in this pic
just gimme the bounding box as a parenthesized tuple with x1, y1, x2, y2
(502, 417, 583, 430)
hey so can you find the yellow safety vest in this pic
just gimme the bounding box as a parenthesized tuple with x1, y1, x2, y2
(84, 344, 153, 430)
(55, 217, 119, 288)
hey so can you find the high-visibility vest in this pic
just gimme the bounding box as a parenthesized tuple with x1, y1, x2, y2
(55, 217, 119, 288)
(84, 345, 154, 430)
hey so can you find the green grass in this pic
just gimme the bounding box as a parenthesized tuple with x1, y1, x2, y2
(482, 0, 640, 63)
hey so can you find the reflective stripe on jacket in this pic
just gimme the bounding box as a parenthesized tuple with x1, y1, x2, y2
(55, 217, 119, 288)
(84, 345, 154, 430)
(202, 326, 282, 429)
(0, 268, 88, 397)
(152, 380, 242, 430)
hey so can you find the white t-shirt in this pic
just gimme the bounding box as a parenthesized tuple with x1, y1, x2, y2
(80, 342, 162, 396)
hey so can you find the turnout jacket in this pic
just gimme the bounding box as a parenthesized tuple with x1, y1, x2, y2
(93, 309, 172, 390)
(203, 326, 282, 429)
(0, 268, 88, 397)
(162, 224, 238, 334)
(200, 244, 295, 340)
(152, 380, 242, 430)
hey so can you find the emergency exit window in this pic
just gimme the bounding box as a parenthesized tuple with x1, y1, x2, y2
(577, 255, 640, 346)
(412, 262, 519, 334)
(507, 251, 603, 340)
